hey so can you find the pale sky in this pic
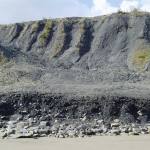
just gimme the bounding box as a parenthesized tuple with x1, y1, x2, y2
(0, 0, 150, 24)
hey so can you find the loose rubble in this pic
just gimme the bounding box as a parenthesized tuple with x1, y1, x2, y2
(0, 118, 150, 139)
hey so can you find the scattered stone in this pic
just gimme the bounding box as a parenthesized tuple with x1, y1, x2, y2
(81, 116, 87, 122)
(1, 117, 150, 139)
(96, 120, 103, 125)
(110, 127, 121, 135)
(141, 127, 149, 134)
(111, 119, 120, 128)
(137, 110, 142, 116)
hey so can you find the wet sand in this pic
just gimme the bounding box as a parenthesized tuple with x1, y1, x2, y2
(1, 136, 150, 150)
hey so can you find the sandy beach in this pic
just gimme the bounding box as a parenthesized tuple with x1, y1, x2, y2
(1, 136, 150, 150)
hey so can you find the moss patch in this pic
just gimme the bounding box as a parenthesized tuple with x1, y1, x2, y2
(130, 9, 148, 17)
(0, 53, 7, 65)
(39, 20, 53, 46)
(50, 21, 66, 58)
(132, 49, 150, 71)
(31, 22, 39, 33)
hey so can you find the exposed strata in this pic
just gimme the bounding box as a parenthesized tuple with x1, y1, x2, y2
(0, 92, 150, 138)
(0, 11, 150, 138)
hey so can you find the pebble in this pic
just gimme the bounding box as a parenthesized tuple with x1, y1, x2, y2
(111, 122, 120, 127)
(1, 118, 150, 139)
(110, 127, 121, 135)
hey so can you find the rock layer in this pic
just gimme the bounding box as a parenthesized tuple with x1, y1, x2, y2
(1, 11, 150, 137)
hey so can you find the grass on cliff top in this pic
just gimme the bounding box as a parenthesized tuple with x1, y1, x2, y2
(117, 8, 149, 17)
(133, 49, 150, 71)
(39, 20, 53, 46)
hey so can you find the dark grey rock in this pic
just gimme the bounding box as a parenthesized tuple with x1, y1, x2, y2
(0, 12, 150, 138)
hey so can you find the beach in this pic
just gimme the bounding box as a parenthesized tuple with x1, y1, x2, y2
(1, 136, 150, 150)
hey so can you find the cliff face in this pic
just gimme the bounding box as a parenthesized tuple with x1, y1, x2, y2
(1, 12, 150, 89)
(1, 12, 150, 124)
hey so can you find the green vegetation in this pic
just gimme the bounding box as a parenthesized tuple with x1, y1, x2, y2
(59, 20, 66, 34)
(101, 16, 107, 24)
(51, 43, 64, 58)
(50, 21, 66, 58)
(79, 19, 85, 33)
(133, 49, 150, 71)
(31, 22, 39, 33)
(75, 19, 85, 49)
(117, 8, 148, 17)
(0, 25, 10, 31)
(130, 8, 148, 17)
(0, 53, 7, 65)
(117, 9, 127, 15)
(39, 19, 53, 46)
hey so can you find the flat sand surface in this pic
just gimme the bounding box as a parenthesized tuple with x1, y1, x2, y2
(1, 136, 150, 150)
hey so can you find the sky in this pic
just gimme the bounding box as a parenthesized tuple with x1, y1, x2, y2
(0, 0, 150, 24)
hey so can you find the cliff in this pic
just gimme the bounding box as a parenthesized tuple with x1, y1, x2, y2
(1, 11, 150, 127)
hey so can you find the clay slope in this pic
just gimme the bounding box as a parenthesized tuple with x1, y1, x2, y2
(0, 11, 150, 91)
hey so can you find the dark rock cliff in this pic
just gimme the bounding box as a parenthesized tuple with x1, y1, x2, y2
(1, 11, 150, 123)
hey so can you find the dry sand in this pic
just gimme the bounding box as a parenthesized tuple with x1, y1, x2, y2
(1, 136, 150, 150)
